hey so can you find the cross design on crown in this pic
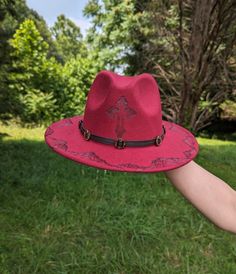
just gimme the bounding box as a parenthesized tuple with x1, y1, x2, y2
(106, 96, 137, 138)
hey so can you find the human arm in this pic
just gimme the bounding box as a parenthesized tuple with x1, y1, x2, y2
(164, 161, 236, 234)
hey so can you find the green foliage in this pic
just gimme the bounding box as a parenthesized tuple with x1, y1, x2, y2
(10, 18, 49, 59)
(0, 0, 28, 120)
(7, 19, 98, 125)
(51, 15, 87, 62)
(83, 0, 171, 74)
(8, 19, 58, 124)
(220, 100, 236, 120)
(19, 89, 57, 123)
(61, 57, 98, 117)
(0, 0, 59, 121)
(84, 0, 147, 71)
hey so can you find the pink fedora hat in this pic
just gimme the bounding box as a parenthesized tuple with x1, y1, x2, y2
(45, 70, 199, 172)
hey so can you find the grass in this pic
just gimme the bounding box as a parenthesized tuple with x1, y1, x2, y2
(0, 124, 236, 274)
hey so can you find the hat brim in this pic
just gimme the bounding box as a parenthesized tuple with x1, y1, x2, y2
(45, 115, 199, 173)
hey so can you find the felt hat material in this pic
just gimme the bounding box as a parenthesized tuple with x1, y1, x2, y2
(45, 70, 199, 172)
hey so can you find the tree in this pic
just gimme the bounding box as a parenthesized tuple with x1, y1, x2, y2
(51, 15, 87, 62)
(8, 19, 59, 124)
(0, 0, 30, 119)
(8, 19, 99, 125)
(0, 0, 58, 120)
(150, 0, 236, 131)
(84, 0, 147, 71)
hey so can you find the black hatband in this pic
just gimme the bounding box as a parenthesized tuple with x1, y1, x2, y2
(78, 120, 166, 149)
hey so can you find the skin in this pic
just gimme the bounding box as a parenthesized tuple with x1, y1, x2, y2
(164, 161, 236, 234)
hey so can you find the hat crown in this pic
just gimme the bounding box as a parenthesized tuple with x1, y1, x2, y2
(83, 70, 163, 140)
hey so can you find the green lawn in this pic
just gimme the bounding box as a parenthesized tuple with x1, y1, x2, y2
(0, 124, 236, 274)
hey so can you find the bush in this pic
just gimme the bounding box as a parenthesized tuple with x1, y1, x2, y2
(220, 100, 236, 121)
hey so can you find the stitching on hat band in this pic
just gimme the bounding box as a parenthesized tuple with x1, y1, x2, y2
(78, 120, 166, 149)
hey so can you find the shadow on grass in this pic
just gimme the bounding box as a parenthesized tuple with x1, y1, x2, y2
(0, 138, 92, 186)
(0, 138, 235, 187)
(0, 138, 168, 202)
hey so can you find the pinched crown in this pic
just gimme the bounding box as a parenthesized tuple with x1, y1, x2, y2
(83, 70, 163, 141)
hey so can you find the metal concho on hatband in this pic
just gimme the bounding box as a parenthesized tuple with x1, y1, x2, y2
(78, 120, 166, 149)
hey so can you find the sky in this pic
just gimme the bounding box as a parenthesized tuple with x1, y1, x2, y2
(26, 0, 91, 36)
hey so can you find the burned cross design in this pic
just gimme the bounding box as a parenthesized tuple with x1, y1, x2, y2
(106, 96, 137, 138)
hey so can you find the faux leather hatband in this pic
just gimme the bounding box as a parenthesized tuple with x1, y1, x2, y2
(79, 120, 166, 149)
